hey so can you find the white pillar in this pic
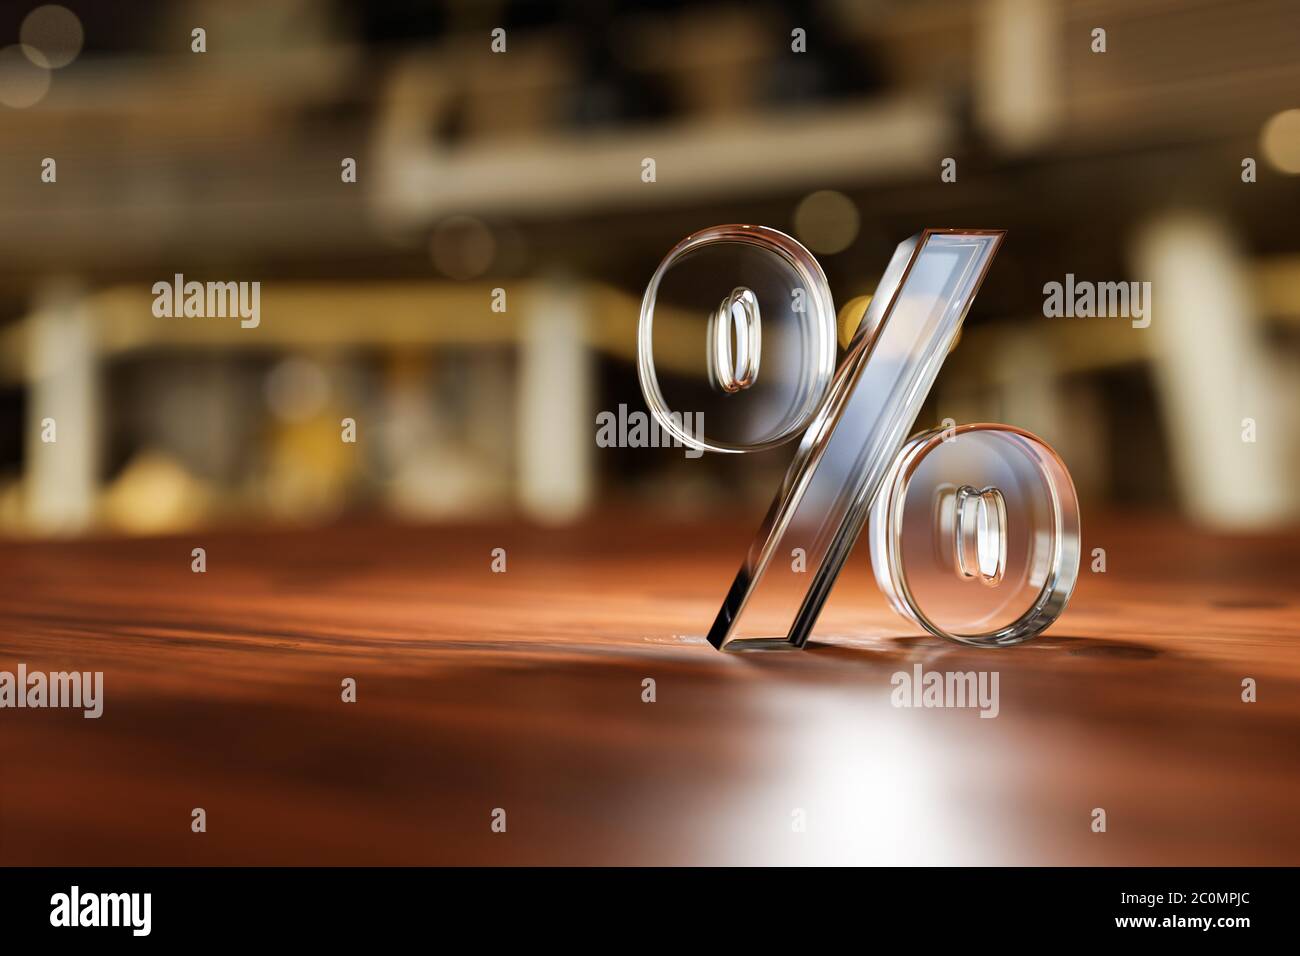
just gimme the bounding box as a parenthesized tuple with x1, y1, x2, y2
(26, 280, 98, 534)
(1132, 210, 1295, 528)
(975, 0, 1063, 152)
(516, 278, 593, 524)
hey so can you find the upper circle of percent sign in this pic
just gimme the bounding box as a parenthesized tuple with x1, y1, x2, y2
(636, 225, 1081, 651)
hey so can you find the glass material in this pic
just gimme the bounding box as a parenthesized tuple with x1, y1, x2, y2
(869, 424, 1081, 647)
(708, 287, 762, 393)
(638, 224, 837, 453)
(708, 230, 1004, 649)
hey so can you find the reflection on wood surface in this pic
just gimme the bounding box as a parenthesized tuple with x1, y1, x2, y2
(0, 512, 1296, 864)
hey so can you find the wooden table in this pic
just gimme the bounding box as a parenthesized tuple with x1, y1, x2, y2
(0, 511, 1296, 865)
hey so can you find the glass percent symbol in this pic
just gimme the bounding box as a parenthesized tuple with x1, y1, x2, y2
(637, 226, 1081, 651)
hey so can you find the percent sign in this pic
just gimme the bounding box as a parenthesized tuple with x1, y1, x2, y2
(638, 227, 1080, 651)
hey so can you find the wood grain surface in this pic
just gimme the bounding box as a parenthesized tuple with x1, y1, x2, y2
(0, 511, 1296, 865)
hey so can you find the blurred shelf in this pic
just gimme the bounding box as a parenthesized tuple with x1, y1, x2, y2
(0, 278, 718, 384)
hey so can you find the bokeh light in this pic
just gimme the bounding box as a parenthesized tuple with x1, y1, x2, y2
(0, 43, 51, 108)
(20, 5, 84, 70)
(430, 215, 496, 279)
(793, 189, 861, 255)
(1261, 109, 1300, 175)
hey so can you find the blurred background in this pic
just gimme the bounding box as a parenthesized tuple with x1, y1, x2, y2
(1, 0, 1298, 539)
